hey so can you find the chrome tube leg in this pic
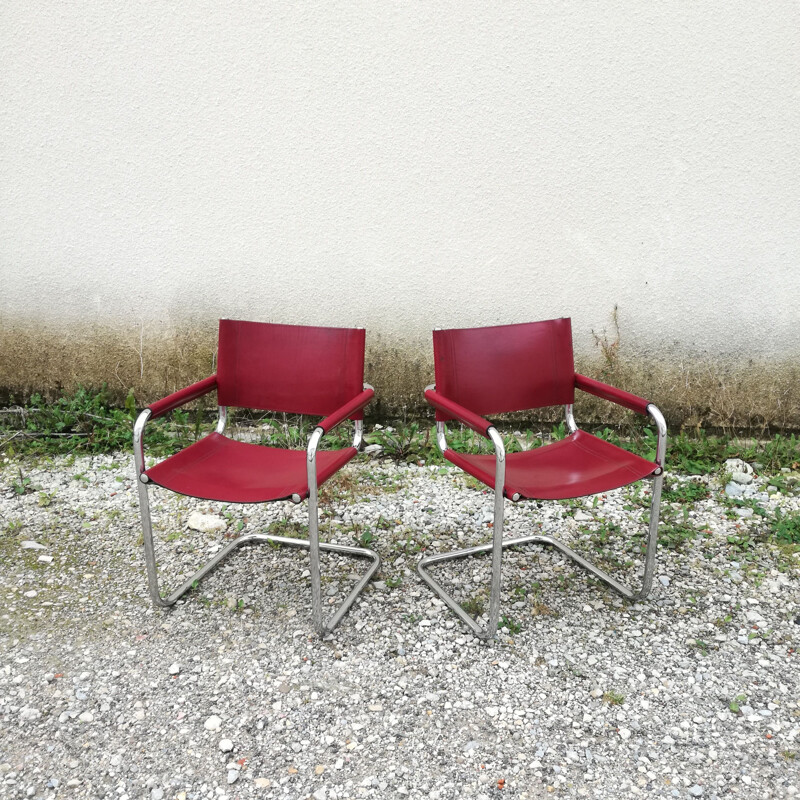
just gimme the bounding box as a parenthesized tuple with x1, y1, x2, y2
(635, 471, 664, 599)
(483, 428, 507, 638)
(307, 428, 324, 634)
(485, 450, 506, 639)
(136, 479, 169, 608)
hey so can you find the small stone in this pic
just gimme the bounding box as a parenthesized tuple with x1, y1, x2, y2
(38, 555, 54, 563)
(730, 471, 753, 485)
(658, 576, 670, 587)
(67, 779, 80, 789)
(368, 704, 383, 712)
(151, 790, 164, 800)
(20, 541, 47, 550)
(313, 789, 327, 800)
(254, 778, 271, 788)
(725, 482, 743, 497)
(168, 663, 181, 675)
(618, 727, 632, 740)
(227, 770, 239, 785)
(204, 714, 222, 731)
(688, 785, 703, 797)
(574, 510, 592, 522)
(315, 765, 325, 775)
(187, 512, 227, 533)
(78, 711, 94, 723)
(219, 739, 234, 753)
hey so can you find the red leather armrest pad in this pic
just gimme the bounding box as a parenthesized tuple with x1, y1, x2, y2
(575, 374, 650, 416)
(425, 389, 491, 437)
(148, 375, 218, 420)
(317, 388, 374, 433)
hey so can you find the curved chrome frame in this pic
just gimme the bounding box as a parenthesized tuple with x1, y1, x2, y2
(133, 383, 380, 636)
(417, 395, 667, 639)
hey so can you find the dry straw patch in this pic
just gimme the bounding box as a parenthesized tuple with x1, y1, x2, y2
(1, 316, 799, 431)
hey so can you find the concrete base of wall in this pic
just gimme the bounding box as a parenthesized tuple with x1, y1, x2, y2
(2, 321, 799, 431)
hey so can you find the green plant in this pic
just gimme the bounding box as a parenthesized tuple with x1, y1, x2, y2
(691, 639, 709, 656)
(772, 509, 800, 544)
(662, 479, 710, 504)
(351, 524, 374, 548)
(385, 575, 403, 588)
(0, 384, 197, 457)
(602, 690, 625, 706)
(461, 595, 485, 617)
(267, 519, 306, 538)
(726, 533, 756, 553)
(12, 469, 33, 495)
(371, 423, 427, 463)
(658, 507, 700, 551)
(729, 693, 747, 714)
(4, 518, 23, 534)
(498, 615, 522, 634)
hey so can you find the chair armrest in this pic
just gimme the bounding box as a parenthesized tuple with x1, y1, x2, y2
(148, 375, 218, 420)
(574, 374, 650, 416)
(317, 387, 375, 434)
(425, 389, 492, 437)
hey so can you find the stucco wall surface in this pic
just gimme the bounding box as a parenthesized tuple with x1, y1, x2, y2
(1, 2, 799, 362)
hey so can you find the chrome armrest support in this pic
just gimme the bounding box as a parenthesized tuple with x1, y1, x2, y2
(646, 403, 668, 473)
(307, 425, 324, 469)
(487, 426, 506, 466)
(216, 406, 228, 434)
(351, 383, 373, 449)
(436, 421, 448, 453)
(564, 403, 578, 435)
(133, 409, 152, 480)
(426, 384, 451, 453)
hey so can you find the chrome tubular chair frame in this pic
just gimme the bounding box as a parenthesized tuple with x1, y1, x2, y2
(133, 389, 380, 636)
(417, 391, 667, 639)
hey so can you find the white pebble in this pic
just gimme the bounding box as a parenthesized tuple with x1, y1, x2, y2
(204, 715, 222, 731)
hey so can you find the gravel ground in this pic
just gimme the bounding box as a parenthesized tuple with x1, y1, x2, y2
(1, 448, 798, 800)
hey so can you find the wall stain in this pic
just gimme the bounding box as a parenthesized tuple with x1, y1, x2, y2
(2, 320, 799, 431)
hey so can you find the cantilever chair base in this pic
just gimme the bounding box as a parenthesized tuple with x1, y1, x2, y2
(140, 500, 381, 635)
(417, 510, 659, 639)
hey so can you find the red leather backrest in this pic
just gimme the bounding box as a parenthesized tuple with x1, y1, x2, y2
(217, 320, 366, 416)
(433, 318, 575, 416)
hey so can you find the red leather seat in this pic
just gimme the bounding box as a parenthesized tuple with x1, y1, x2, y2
(146, 433, 357, 503)
(444, 430, 657, 501)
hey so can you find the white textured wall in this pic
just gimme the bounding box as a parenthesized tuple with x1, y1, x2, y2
(2, 2, 799, 359)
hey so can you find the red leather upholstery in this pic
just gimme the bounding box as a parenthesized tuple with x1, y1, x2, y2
(148, 375, 218, 420)
(424, 389, 492, 437)
(144, 320, 371, 504)
(445, 430, 658, 500)
(432, 319, 575, 421)
(217, 320, 366, 417)
(145, 433, 356, 503)
(575, 374, 650, 416)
